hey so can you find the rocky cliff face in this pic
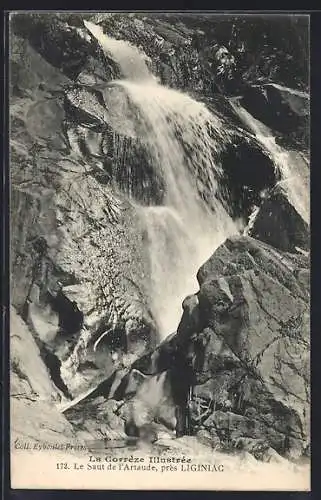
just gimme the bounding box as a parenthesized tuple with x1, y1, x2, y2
(191, 235, 310, 459)
(10, 12, 309, 466)
(10, 28, 158, 399)
(10, 308, 82, 446)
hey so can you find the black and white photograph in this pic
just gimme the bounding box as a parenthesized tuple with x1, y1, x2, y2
(9, 11, 310, 490)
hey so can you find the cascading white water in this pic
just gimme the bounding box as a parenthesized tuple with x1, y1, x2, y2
(113, 81, 238, 336)
(230, 101, 310, 224)
(84, 21, 238, 338)
(84, 21, 155, 82)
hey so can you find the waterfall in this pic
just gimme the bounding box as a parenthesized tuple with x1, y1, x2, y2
(230, 101, 310, 224)
(113, 81, 238, 337)
(84, 21, 238, 338)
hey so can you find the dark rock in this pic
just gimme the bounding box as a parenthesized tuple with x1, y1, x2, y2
(11, 13, 113, 81)
(10, 34, 70, 97)
(176, 295, 203, 343)
(219, 134, 278, 219)
(248, 185, 310, 253)
(63, 82, 166, 206)
(241, 83, 309, 148)
(197, 235, 309, 299)
(64, 85, 108, 128)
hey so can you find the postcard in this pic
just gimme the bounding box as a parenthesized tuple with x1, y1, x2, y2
(9, 11, 310, 490)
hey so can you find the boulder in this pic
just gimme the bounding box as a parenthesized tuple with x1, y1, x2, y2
(64, 396, 128, 442)
(248, 185, 310, 252)
(186, 235, 309, 457)
(63, 369, 176, 441)
(11, 13, 114, 81)
(219, 133, 277, 219)
(10, 308, 83, 450)
(241, 83, 309, 148)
